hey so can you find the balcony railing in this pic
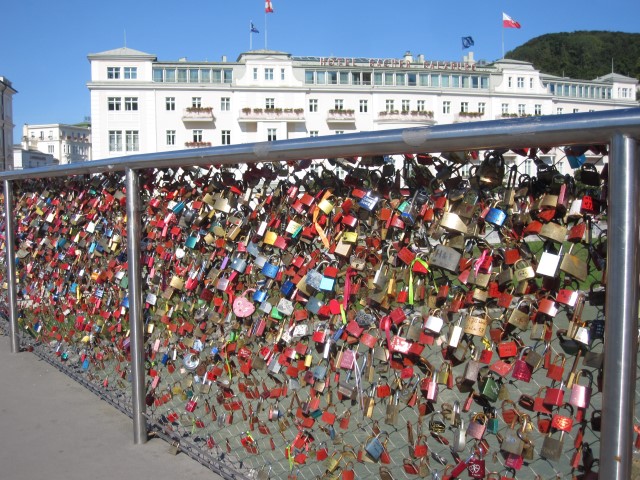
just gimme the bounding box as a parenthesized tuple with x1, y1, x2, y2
(454, 111, 486, 122)
(181, 107, 215, 122)
(184, 141, 212, 148)
(376, 110, 435, 124)
(238, 108, 305, 122)
(326, 109, 356, 123)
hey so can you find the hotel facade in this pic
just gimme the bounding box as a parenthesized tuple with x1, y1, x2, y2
(87, 47, 638, 168)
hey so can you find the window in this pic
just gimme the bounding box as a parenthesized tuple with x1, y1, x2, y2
(124, 67, 137, 79)
(517, 77, 524, 88)
(223, 69, 233, 84)
(396, 73, 406, 86)
(265, 98, 275, 109)
(460, 102, 469, 113)
(530, 78, 534, 89)
(557, 107, 564, 114)
(401, 100, 410, 112)
(573, 108, 579, 113)
(221, 97, 230, 111)
(166, 97, 175, 111)
(508, 77, 512, 88)
(281, 68, 285, 80)
(108, 131, 122, 151)
(166, 130, 176, 145)
(518, 104, 526, 115)
(192, 130, 203, 142)
(221, 130, 231, 145)
(309, 99, 318, 113)
(534, 104, 542, 115)
(478, 102, 486, 114)
(328, 71, 338, 85)
(177, 69, 187, 82)
(153, 68, 163, 82)
(305, 71, 314, 84)
(201, 69, 211, 82)
(335, 131, 344, 135)
(352, 72, 362, 85)
(192, 97, 202, 108)
(48, 145, 54, 154)
(265, 68, 274, 80)
(417, 100, 425, 112)
(385, 100, 394, 112)
(165, 69, 176, 82)
(384, 73, 393, 86)
(501, 103, 509, 115)
(334, 99, 344, 110)
(189, 69, 199, 83)
(124, 97, 138, 111)
(309, 131, 319, 137)
(442, 101, 451, 114)
(267, 128, 277, 141)
(359, 99, 368, 113)
(253, 68, 258, 80)
(125, 130, 139, 151)
(108, 97, 121, 111)
(107, 67, 120, 79)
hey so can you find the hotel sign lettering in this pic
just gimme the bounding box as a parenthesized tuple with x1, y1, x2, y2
(319, 57, 477, 71)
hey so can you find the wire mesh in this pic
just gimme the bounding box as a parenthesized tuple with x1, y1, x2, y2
(1, 151, 612, 480)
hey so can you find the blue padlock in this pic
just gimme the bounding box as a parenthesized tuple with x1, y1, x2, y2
(485, 205, 507, 227)
(261, 260, 279, 279)
(281, 280, 296, 297)
(253, 289, 268, 303)
(358, 192, 379, 211)
(306, 296, 324, 314)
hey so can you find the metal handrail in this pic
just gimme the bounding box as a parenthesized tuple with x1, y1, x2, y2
(3, 108, 640, 479)
(0, 108, 639, 181)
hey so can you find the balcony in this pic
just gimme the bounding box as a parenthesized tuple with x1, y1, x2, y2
(326, 109, 356, 124)
(182, 107, 215, 123)
(375, 110, 436, 125)
(238, 108, 305, 123)
(454, 111, 486, 123)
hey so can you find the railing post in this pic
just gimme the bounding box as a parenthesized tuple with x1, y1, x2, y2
(601, 134, 639, 479)
(3, 180, 19, 353)
(125, 167, 148, 444)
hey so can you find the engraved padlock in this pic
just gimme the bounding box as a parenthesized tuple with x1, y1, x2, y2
(466, 413, 488, 440)
(540, 431, 565, 462)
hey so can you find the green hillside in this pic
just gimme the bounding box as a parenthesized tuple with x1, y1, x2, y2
(506, 31, 640, 83)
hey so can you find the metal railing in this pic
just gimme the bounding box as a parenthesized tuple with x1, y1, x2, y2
(2, 108, 640, 479)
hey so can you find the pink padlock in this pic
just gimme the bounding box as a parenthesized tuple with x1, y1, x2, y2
(569, 370, 593, 409)
(421, 370, 439, 402)
(511, 347, 533, 383)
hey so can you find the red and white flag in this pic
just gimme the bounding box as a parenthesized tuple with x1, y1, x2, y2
(265, 0, 274, 13)
(502, 12, 521, 29)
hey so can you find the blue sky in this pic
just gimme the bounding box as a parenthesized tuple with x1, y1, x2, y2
(2, 0, 639, 143)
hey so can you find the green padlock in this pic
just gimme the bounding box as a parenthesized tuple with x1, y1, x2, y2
(479, 372, 499, 402)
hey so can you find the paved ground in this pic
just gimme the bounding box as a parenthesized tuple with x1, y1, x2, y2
(0, 336, 223, 480)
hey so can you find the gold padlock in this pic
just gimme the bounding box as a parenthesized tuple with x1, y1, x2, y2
(440, 211, 468, 234)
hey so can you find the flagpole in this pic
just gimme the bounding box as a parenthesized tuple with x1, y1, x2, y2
(264, 11, 268, 50)
(250, 20, 252, 50)
(501, 25, 504, 59)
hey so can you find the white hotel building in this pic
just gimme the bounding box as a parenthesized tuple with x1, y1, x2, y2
(87, 47, 638, 168)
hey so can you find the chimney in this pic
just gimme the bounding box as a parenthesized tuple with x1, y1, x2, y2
(417, 54, 424, 63)
(403, 51, 413, 63)
(463, 51, 475, 64)
(221, 55, 227, 62)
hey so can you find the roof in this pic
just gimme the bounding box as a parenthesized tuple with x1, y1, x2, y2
(87, 47, 157, 60)
(594, 72, 638, 84)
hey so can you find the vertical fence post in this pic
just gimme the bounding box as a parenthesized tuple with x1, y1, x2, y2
(3, 180, 19, 353)
(125, 167, 148, 444)
(600, 134, 639, 479)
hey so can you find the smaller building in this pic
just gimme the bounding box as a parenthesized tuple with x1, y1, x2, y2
(12, 146, 57, 169)
(1, 76, 17, 171)
(22, 123, 92, 165)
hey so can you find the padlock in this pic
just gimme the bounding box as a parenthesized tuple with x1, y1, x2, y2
(325, 451, 344, 473)
(513, 260, 535, 282)
(429, 244, 462, 272)
(546, 353, 566, 381)
(500, 418, 524, 455)
(421, 370, 439, 402)
(463, 308, 488, 337)
(463, 350, 482, 384)
(384, 391, 399, 426)
(559, 244, 588, 282)
(448, 316, 464, 348)
(467, 413, 488, 440)
(424, 309, 444, 333)
(569, 370, 593, 409)
(484, 201, 507, 227)
(364, 432, 387, 462)
(261, 256, 280, 279)
(544, 381, 565, 407)
(511, 347, 533, 383)
(507, 300, 532, 330)
(540, 431, 565, 461)
(479, 372, 499, 402)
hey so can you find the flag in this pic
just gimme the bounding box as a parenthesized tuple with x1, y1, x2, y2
(265, 0, 274, 13)
(462, 36, 474, 49)
(251, 22, 259, 33)
(502, 12, 521, 29)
